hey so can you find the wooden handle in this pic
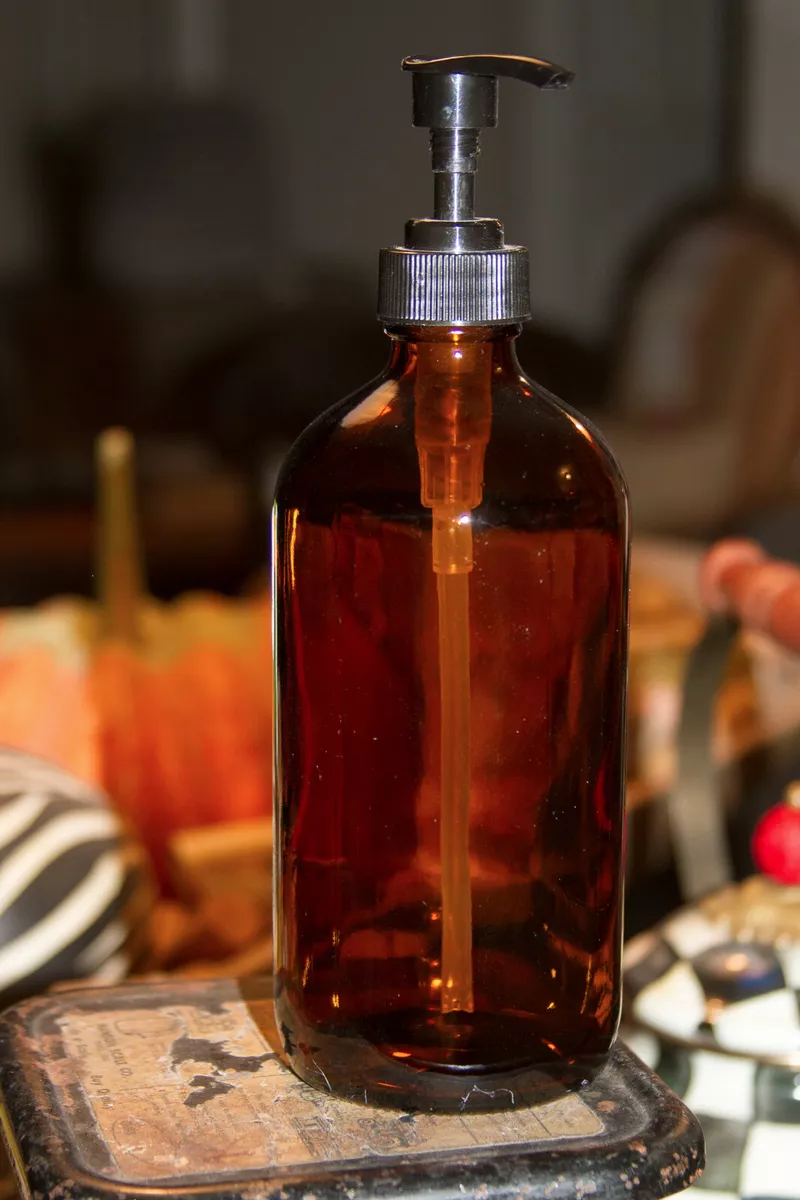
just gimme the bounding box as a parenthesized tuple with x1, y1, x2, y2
(700, 537, 800, 654)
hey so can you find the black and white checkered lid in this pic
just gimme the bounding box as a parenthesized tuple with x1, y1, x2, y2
(625, 903, 800, 1060)
(625, 897, 800, 1199)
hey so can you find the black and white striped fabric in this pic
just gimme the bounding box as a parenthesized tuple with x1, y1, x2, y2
(0, 747, 151, 1007)
(625, 906, 800, 1199)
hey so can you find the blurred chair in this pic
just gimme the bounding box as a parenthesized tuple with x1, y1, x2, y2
(600, 195, 800, 545)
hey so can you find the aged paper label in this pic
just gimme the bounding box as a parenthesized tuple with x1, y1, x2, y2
(56, 995, 602, 1184)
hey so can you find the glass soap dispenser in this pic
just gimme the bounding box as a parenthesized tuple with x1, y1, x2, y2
(273, 54, 630, 1113)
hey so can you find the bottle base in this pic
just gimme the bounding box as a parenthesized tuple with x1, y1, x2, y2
(276, 998, 611, 1113)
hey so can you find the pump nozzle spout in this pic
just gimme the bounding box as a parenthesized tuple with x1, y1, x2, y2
(402, 53, 573, 89)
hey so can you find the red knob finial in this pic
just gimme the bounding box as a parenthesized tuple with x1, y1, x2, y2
(751, 782, 800, 886)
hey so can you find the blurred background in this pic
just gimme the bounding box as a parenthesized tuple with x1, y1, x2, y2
(1, 12, 800, 1172)
(3, 0, 799, 604)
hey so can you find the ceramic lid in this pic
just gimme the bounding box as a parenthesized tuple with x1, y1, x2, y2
(624, 878, 800, 1065)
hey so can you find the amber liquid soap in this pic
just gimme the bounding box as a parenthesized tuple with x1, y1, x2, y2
(273, 326, 628, 1111)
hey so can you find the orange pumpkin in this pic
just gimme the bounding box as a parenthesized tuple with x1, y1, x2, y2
(90, 595, 272, 881)
(0, 430, 272, 886)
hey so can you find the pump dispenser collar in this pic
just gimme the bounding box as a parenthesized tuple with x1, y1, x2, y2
(378, 53, 573, 326)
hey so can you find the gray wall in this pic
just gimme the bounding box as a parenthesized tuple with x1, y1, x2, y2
(0, 0, 728, 338)
(745, 0, 800, 205)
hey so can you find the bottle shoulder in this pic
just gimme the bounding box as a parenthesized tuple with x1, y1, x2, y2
(275, 368, 394, 491)
(275, 362, 628, 529)
(517, 369, 630, 506)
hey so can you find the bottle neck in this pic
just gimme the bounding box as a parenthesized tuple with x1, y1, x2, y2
(384, 324, 523, 378)
(385, 326, 521, 575)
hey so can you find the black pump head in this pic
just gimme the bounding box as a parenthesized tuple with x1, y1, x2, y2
(377, 53, 573, 326)
(402, 54, 573, 225)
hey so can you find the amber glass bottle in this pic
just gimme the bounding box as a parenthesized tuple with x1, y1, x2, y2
(273, 323, 629, 1111)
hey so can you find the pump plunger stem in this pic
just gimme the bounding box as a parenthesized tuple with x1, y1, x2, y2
(430, 128, 480, 222)
(416, 340, 492, 1015)
(401, 54, 571, 1013)
(436, 562, 474, 1013)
